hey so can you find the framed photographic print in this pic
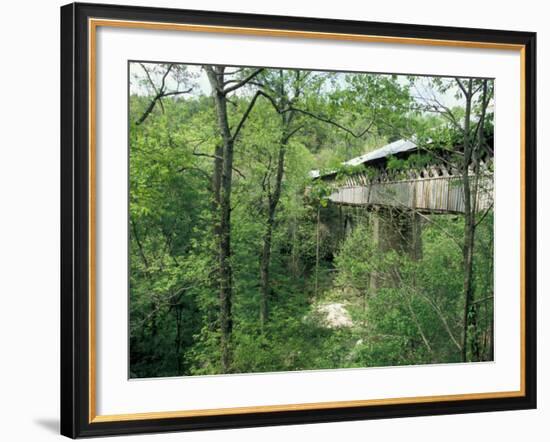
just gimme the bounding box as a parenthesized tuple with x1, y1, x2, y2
(60, 2, 536, 438)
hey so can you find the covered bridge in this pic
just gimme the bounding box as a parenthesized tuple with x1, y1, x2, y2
(311, 138, 493, 214)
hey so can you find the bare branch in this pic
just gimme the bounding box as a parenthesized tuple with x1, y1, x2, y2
(162, 88, 193, 97)
(192, 152, 246, 179)
(231, 90, 264, 141)
(284, 107, 374, 138)
(159, 64, 174, 92)
(404, 293, 433, 353)
(204, 65, 221, 93)
(283, 124, 305, 143)
(222, 68, 245, 78)
(135, 96, 160, 125)
(139, 63, 160, 95)
(223, 68, 264, 95)
(135, 64, 193, 125)
(418, 293, 462, 351)
(455, 78, 468, 97)
(413, 84, 462, 131)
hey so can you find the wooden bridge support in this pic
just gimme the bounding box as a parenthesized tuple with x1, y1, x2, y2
(321, 203, 422, 291)
(371, 208, 421, 256)
(369, 207, 422, 290)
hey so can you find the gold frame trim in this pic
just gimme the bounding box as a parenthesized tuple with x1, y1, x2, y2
(88, 18, 527, 424)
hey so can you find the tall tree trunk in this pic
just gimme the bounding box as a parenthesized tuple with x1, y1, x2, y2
(207, 68, 235, 373)
(410, 186, 423, 261)
(460, 79, 475, 362)
(218, 136, 234, 373)
(259, 136, 287, 327)
(469, 80, 489, 360)
(258, 72, 300, 325)
(315, 205, 321, 297)
(174, 303, 183, 373)
(205, 65, 265, 372)
(460, 79, 490, 362)
(204, 144, 224, 333)
(259, 212, 273, 327)
(211, 144, 223, 210)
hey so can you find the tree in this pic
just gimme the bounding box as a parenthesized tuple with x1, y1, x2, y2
(411, 76, 494, 361)
(456, 78, 491, 361)
(128, 94, 211, 377)
(133, 63, 194, 125)
(248, 70, 412, 325)
(204, 65, 264, 372)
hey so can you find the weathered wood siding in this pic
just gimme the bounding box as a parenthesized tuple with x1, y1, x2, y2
(328, 167, 493, 214)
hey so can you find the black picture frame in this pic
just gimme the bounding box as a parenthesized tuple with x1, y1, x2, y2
(61, 2, 537, 438)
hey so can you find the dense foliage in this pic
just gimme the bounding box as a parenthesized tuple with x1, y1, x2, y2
(129, 63, 494, 378)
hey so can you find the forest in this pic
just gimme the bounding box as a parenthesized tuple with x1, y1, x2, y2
(128, 62, 494, 378)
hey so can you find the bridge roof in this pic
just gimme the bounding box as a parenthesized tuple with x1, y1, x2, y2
(310, 139, 417, 179)
(343, 139, 417, 167)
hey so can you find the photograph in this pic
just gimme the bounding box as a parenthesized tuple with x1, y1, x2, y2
(128, 62, 495, 378)
(0, 0, 543, 440)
